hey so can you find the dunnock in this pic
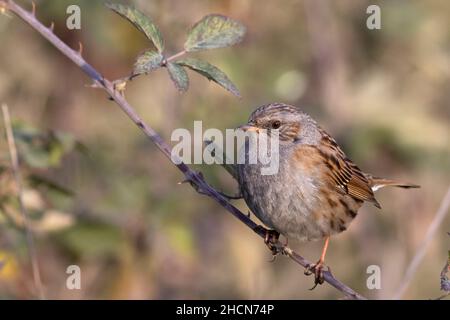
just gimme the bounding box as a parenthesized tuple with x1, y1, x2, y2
(237, 103, 419, 284)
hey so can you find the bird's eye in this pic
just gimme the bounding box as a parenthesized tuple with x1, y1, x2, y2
(271, 120, 281, 129)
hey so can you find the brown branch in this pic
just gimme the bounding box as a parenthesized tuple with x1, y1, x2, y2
(1, 103, 45, 299)
(1, 0, 367, 300)
(393, 186, 450, 299)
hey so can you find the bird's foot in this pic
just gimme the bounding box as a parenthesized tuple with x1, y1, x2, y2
(265, 229, 281, 255)
(255, 226, 281, 256)
(305, 260, 330, 289)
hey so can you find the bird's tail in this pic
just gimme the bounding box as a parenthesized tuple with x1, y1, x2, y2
(366, 175, 420, 192)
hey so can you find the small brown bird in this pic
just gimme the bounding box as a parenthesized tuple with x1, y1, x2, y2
(237, 103, 419, 284)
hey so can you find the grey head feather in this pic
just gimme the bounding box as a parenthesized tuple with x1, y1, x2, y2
(249, 103, 322, 146)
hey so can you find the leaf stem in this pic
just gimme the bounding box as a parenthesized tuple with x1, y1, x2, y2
(113, 50, 187, 84)
(165, 50, 187, 63)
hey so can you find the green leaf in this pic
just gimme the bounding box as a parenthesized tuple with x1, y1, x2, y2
(184, 14, 246, 52)
(166, 62, 189, 92)
(106, 3, 164, 52)
(165, 222, 196, 259)
(12, 122, 79, 169)
(133, 50, 164, 75)
(28, 174, 74, 197)
(55, 223, 123, 258)
(177, 58, 240, 97)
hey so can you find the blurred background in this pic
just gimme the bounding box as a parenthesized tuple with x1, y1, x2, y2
(0, 0, 449, 299)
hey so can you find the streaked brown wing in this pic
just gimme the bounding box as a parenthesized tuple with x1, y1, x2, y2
(317, 129, 381, 208)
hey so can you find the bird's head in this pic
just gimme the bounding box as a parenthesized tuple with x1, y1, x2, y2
(237, 103, 321, 144)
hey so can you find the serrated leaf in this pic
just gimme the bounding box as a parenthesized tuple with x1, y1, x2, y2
(166, 62, 189, 92)
(177, 58, 240, 97)
(133, 50, 163, 75)
(184, 14, 246, 52)
(106, 3, 164, 52)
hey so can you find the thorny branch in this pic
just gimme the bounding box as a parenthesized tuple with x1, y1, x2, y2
(0, 0, 367, 300)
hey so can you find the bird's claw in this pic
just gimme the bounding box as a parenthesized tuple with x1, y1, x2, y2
(264, 229, 281, 256)
(305, 260, 328, 289)
(255, 226, 281, 256)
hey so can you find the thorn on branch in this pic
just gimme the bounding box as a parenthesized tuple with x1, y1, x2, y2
(85, 80, 102, 89)
(111, 73, 140, 89)
(31, 1, 36, 16)
(178, 178, 190, 185)
(178, 171, 210, 196)
(49, 21, 54, 32)
(77, 41, 83, 56)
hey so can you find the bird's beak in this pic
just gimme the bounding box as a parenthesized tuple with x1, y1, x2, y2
(237, 124, 260, 133)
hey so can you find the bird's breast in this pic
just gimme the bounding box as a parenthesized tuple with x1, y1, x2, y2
(237, 144, 362, 241)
